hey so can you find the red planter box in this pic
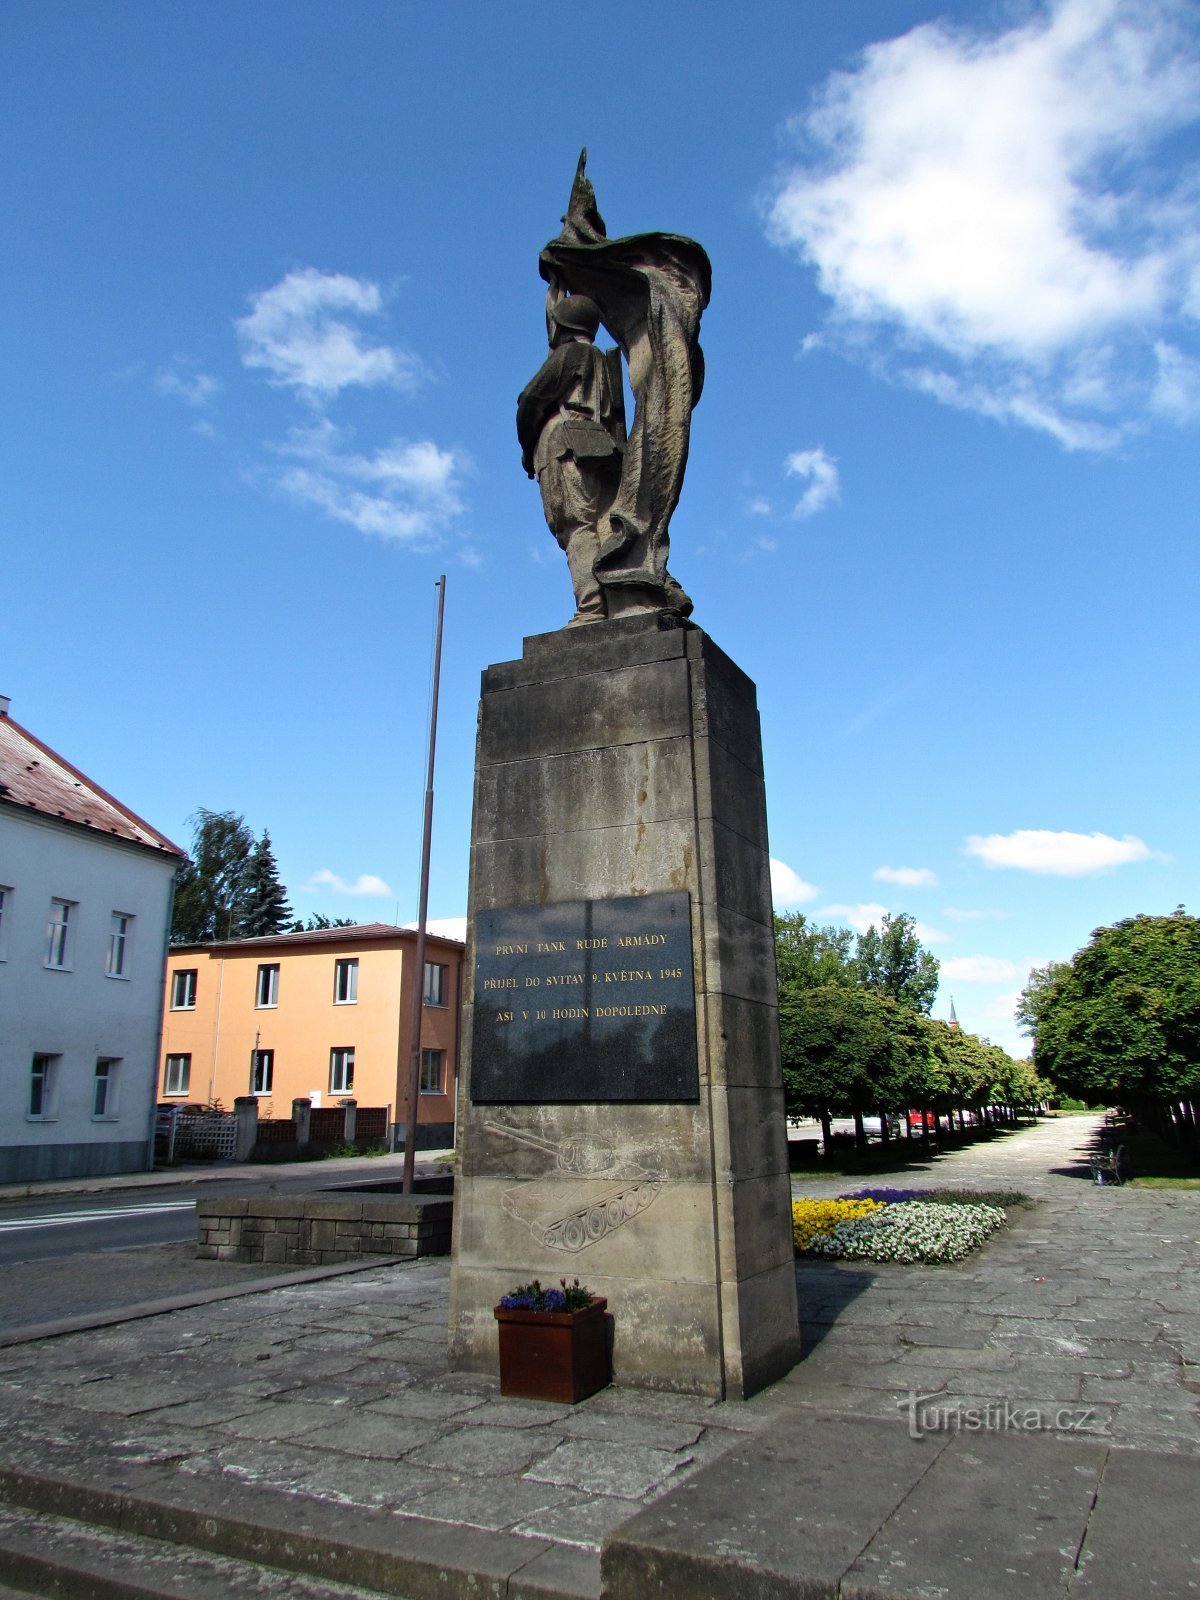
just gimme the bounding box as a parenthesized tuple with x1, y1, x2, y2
(494, 1296, 610, 1403)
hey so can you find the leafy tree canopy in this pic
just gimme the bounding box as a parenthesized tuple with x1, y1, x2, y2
(854, 911, 940, 1014)
(290, 913, 359, 931)
(1015, 960, 1072, 1038)
(171, 810, 293, 944)
(779, 983, 930, 1119)
(773, 912, 856, 992)
(1026, 910, 1200, 1105)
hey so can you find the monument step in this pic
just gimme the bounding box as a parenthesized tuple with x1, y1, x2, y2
(0, 1502, 384, 1599)
(0, 1465, 599, 1600)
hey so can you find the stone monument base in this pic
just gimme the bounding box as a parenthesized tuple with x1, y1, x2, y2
(447, 613, 800, 1399)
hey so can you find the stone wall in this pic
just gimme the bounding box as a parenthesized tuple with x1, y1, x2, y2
(197, 1193, 452, 1266)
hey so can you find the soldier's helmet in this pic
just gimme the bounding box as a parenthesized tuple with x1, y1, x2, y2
(550, 295, 602, 338)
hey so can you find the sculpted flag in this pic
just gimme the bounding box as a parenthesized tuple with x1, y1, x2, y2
(540, 151, 711, 617)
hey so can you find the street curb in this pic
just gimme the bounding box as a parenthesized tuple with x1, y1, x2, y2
(0, 1460, 600, 1600)
(0, 1256, 414, 1349)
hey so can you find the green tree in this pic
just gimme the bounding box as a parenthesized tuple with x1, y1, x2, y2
(1028, 911, 1200, 1112)
(1014, 960, 1072, 1039)
(289, 913, 359, 932)
(241, 831, 293, 938)
(773, 912, 855, 992)
(170, 809, 255, 944)
(854, 911, 940, 1014)
(779, 983, 931, 1150)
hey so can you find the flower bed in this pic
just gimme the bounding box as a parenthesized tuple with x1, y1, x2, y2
(791, 1197, 884, 1252)
(793, 1193, 1009, 1263)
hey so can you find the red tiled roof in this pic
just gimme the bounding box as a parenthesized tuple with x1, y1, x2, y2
(0, 711, 184, 858)
(173, 922, 465, 955)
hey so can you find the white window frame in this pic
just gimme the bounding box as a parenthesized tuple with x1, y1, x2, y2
(44, 898, 75, 970)
(171, 968, 197, 1010)
(423, 961, 447, 1007)
(333, 958, 358, 1005)
(329, 1046, 355, 1095)
(106, 911, 133, 978)
(0, 885, 10, 960)
(29, 1053, 59, 1119)
(255, 963, 279, 1009)
(420, 1047, 445, 1095)
(93, 1057, 120, 1119)
(252, 1048, 274, 1095)
(164, 1053, 191, 1096)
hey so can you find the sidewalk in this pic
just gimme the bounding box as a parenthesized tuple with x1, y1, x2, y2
(0, 1115, 1196, 1597)
(0, 1147, 455, 1205)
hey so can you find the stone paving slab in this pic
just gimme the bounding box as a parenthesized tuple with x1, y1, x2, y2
(0, 1115, 1196, 1597)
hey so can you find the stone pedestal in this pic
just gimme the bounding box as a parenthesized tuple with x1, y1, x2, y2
(447, 613, 800, 1399)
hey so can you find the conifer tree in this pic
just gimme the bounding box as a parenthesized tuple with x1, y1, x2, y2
(241, 830, 293, 937)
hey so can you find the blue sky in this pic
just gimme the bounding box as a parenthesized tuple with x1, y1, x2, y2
(4, 0, 1198, 1057)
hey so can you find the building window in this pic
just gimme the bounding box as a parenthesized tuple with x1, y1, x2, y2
(423, 961, 447, 1007)
(420, 1048, 445, 1095)
(171, 968, 197, 1010)
(29, 1054, 59, 1118)
(255, 963, 279, 1008)
(94, 1058, 120, 1118)
(333, 958, 358, 1004)
(44, 898, 74, 969)
(164, 1054, 191, 1096)
(252, 1049, 274, 1095)
(106, 912, 132, 977)
(0, 886, 10, 959)
(330, 1047, 355, 1095)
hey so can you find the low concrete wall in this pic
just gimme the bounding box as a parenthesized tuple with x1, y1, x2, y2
(196, 1193, 453, 1266)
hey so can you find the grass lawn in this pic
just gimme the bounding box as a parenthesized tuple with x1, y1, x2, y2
(1099, 1125, 1200, 1189)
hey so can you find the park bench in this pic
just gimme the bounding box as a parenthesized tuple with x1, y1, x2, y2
(1090, 1143, 1128, 1185)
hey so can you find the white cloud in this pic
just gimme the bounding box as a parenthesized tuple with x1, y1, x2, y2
(237, 268, 422, 400)
(964, 828, 1158, 875)
(766, 0, 1200, 446)
(821, 902, 949, 944)
(272, 421, 465, 547)
(941, 955, 1018, 982)
(785, 446, 840, 518)
(820, 901, 890, 934)
(1151, 340, 1200, 421)
(402, 917, 467, 943)
(305, 869, 394, 897)
(745, 495, 773, 517)
(770, 858, 820, 906)
(154, 364, 221, 408)
(873, 865, 938, 888)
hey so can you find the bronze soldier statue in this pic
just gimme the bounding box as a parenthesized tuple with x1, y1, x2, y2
(519, 151, 710, 625)
(516, 295, 626, 626)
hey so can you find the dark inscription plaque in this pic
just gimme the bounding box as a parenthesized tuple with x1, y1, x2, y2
(471, 892, 698, 1103)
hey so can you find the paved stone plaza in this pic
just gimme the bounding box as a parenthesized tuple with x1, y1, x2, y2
(787, 1113, 1200, 1455)
(0, 1114, 1196, 1596)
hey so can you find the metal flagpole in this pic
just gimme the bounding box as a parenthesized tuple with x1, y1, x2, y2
(402, 575, 446, 1195)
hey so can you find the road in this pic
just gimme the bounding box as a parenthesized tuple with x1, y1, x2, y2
(0, 1166, 438, 1333)
(0, 1193, 199, 1264)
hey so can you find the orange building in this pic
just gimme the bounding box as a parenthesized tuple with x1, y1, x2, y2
(160, 923, 462, 1149)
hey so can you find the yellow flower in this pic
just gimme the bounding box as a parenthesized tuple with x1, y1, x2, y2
(792, 1196, 885, 1252)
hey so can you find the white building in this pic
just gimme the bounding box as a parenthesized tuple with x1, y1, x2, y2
(0, 697, 183, 1182)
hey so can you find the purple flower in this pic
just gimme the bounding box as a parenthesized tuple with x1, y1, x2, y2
(842, 1187, 930, 1204)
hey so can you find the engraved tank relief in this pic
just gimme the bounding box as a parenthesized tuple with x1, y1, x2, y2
(485, 1122, 664, 1253)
